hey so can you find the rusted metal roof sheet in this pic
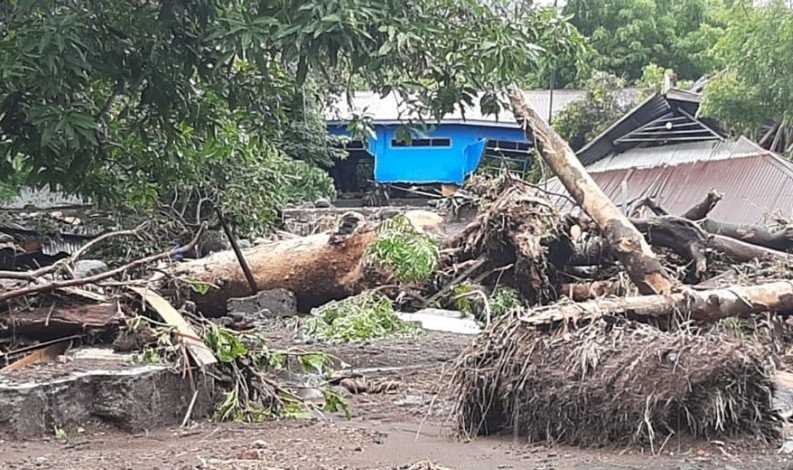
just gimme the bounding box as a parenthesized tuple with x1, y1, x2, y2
(587, 138, 768, 172)
(547, 141, 793, 226)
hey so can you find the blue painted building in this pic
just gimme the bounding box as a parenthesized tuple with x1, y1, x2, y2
(328, 123, 531, 186)
(325, 90, 590, 191)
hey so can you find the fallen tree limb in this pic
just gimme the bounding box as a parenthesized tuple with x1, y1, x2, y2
(632, 217, 708, 277)
(682, 190, 723, 220)
(1, 303, 120, 338)
(558, 280, 627, 301)
(522, 280, 793, 326)
(572, 215, 793, 271)
(510, 88, 674, 295)
(700, 219, 793, 252)
(0, 225, 205, 304)
(649, 192, 793, 253)
(632, 197, 668, 217)
(0, 223, 147, 281)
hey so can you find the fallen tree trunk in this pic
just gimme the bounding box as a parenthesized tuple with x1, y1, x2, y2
(509, 89, 674, 295)
(558, 280, 627, 301)
(572, 215, 793, 271)
(655, 190, 793, 252)
(700, 219, 793, 252)
(171, 229, 378, 314)
(522, 280, 793, 326)
(632, 217, 708, 277)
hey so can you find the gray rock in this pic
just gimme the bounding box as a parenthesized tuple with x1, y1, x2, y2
(313, 197, 332, 208)
(0, 351, 216, 438)
(73, 259, 108, 279)
(198, 230, 230, 257)
(227, 288, 297, 321)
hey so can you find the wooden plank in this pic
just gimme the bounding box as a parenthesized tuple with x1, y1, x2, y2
(129, 287, 217, 368)
(1, 341, 70, 372)
(3, 303, 120, 337)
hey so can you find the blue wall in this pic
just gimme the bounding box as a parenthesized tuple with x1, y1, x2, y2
(329, 123, 528, 185)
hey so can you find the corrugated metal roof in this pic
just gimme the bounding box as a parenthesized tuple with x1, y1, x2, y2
(587, 138, 769, 172)
(577, 89, 715, 166)
(326, 89, 640, 128)
(577, 93, 672, 166)
(546, 142, 793, 225)
(2, 186, 89, 209)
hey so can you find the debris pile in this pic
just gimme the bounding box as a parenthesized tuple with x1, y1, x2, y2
(3, 92, 793, 449)
(441, 90, 793, 448)
(452, 316, 779, 446)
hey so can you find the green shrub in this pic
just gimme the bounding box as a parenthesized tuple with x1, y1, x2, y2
(303, 292, 416, 343)
(368, 215, 439, 283)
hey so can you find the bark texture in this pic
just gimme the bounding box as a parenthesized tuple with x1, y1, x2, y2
(1, 303, 120, 338)
(682, 190, 723, 220)
(509, 89, 674, 295)
(522, 281, 793, 326)
(171, 230, 378, 314)
(701, 219, 793, 252)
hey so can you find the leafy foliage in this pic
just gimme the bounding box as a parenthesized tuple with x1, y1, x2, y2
(490, 287, 523, 318)
(561, 0, 727, 84)
(553, 73, 635, 151)
(700, 1, 793, 150)
(0, 0, 579, 230)
(303, 292, 416, 343)
(368, 215, 440, 284)
(205, 325, 348, 422)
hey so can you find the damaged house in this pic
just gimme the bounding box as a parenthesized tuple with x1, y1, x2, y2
(325, 90, 592, 193)
(549, 88, 793, 225)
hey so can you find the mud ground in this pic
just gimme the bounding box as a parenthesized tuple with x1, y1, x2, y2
(2, 327, 793, 470)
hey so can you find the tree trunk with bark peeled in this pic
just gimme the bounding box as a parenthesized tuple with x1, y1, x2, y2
(509, 89, 675, 295)
(170, 229, 378, 314)
(521, 281, 793, 327)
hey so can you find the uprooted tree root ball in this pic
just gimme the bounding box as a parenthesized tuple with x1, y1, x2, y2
(450, 315, 781, 447)
(446, 176, 572, 305)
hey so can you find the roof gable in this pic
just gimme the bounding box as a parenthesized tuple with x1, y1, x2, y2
(577, 89, 724, 166)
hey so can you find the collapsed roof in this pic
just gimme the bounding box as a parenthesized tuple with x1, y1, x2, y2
(547, 89, 793, 226)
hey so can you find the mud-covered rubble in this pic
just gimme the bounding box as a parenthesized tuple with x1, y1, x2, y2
(0, 348, 216, 437)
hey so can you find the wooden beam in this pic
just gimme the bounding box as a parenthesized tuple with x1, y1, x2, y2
(129, 287, 217, 369)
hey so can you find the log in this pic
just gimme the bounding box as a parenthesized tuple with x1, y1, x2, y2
(633, 191, 793, 254)
(171, 229, 378, 314)
(700, 219, 793, 252)
(509, 89, 674, 295)
(631, 216, 708, 277)
(522, 280, 793, 327)
(1, 303, 120, 338)
(573, 216, 793, 271)
(682, 190, 722, 220)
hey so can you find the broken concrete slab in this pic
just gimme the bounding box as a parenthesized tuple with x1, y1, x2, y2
(227, 288, 297, 320)
(0, 348, 216, 438)
(397, 309, 481, 335)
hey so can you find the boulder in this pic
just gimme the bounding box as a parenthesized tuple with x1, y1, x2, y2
(226, 288, 298, 321)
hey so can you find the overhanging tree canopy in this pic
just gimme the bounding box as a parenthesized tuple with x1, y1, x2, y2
(0, 0, 584, 224)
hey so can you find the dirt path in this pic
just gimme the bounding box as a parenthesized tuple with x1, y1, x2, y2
(2, 328, 792, 470)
